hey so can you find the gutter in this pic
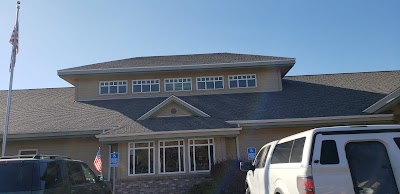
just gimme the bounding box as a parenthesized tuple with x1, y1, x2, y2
(226, 114, 394, 128)
(57, 60, 295, 76)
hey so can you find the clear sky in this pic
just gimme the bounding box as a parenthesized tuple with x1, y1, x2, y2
(0, 0, 399, 90)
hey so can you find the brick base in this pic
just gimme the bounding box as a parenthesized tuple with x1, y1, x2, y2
(115, 174, 212, 194)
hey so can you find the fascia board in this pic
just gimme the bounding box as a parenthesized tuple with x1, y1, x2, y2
(57, 60, 295, 76)
(363, 87, 400, 113)
(96, 127, 241, 139)
(2, 129, 107, 141)
(226, 114, 394, 127)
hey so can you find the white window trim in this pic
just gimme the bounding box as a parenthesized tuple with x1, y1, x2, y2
(99, 80, 128, 95)
(132, 79, 161, 93)
(128, 141, 155, 176)
(158, 139, 186, 174)
(228, 74, 257, 89)
(196, 76, 224, 90)
(188, 138, 215, 173)
(18, 149, 38, 155)
(164, 77, 193, 92)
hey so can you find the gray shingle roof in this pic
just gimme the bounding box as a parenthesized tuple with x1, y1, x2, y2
(1, 70, 399, 136)
(60, 53, 294, 71)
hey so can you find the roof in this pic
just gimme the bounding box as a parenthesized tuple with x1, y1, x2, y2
(1, 70, 399, 137)
(363, 87, 400, 113)
(59, 53, 294, 72)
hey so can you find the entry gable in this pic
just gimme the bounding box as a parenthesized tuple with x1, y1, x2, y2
(137, 95, 210, 120)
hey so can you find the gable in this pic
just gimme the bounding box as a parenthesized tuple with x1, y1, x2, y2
(137, 95, 210, 120)
(153, 102, 194, 118)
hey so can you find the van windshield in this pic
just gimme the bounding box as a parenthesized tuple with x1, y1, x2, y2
(0, 161, 35, 192)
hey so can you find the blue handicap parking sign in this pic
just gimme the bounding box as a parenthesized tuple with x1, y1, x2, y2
(110, 152, 119, 167)
(247, 147, 256, 160)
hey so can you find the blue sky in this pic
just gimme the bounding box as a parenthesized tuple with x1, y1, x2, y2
(0, 0, 399, 90)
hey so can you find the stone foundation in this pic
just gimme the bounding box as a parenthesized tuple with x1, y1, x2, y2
(115, 174, 212, 194)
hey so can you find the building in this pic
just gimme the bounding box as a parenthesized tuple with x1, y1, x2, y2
(1, 53, 400, 193)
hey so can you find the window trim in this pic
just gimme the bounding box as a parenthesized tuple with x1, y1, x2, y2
(99, 80, 128, 95)
(196, 76, 224, 90)
(158, 139, 186, 174)
(164, 78, 192, 92)
(128, 141, 155, 176)
(188, 138, 215, 173)
(19, 149, 38, 155)
(228, 74, 257, 89)
(132, 79, 160, 93)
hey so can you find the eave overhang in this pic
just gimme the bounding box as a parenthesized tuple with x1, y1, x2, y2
(363, 87, 400, 114)
(0, 128, 110, 141)
(96, 128, 242, 143)
(58, 59, 295, 85)
(226, 114, 394, 129)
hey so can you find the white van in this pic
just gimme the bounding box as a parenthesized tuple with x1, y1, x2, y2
(240, 125, 400, 194)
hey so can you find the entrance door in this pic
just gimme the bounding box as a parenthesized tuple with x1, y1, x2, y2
(345, 141, 399, 194)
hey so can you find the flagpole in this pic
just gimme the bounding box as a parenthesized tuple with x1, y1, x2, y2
(1, 1, 20, 157)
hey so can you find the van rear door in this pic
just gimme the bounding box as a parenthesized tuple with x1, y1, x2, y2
(312, 132, 400, 194)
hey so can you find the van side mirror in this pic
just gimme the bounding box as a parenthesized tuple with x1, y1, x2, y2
(97, 175, 104, 182)
(240, 161, 255, 171)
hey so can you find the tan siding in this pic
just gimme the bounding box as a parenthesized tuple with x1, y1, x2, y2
(214, 137, 226, 162)
(237, 127, 312, 160)
(76, 67, 282, 101)
(225, 137, 237, 160)
(1, 138, 109, 176)
(153, 102, 193, 118)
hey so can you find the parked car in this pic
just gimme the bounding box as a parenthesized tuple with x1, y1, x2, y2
(0, 155, 111, 194)
(240, 125, 400, 194)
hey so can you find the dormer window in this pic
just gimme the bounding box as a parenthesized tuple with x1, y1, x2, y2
(196, 76, 224, 90)
(228, 74, 256, 89)
(133, 79, 160, 93)
(99, 81, 127, 95)
(165, 78, 192, 92)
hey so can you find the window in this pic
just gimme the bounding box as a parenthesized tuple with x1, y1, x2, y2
(19, 149, 38, 155)
(394, 137, 400, 149)
(159, 140, 185, 173)
(99, 81, 127, 95)
(254, 146, 270, 169)
(67, 162, 85, 185)
(132, 79, 160, 93)
(0, 162, 34, 192)
(271, 140, 293, 164)
(189, 138, 214, 172)
(165, 78, 192, 92)
(228, 74, 256, 88)
(290, 137, 305, 163)
(39, 161, 63, 189)
(320, 140, 339, 164)
(129, 142, 155, 175)
(80, 163, 98, 183)
(196, 76, 224, 90)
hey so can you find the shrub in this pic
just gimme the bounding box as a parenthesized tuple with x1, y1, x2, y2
(210, 159, 247, 194)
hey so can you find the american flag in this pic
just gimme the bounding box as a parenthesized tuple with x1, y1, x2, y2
(9, 22, 19, 54)
(93, 148, 102, 173)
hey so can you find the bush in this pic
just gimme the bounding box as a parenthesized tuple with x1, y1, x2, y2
(210, 160, 247, 194)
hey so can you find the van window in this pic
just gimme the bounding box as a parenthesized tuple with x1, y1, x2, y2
(39, 161, 63, 189)
(394, 137, 400, 149)
(67, 162, 85, 185)
(254, 147, 267, 168)
(290, 137, 305, 163)
(260, 146, 270, 167)
(0, 161, 35, 192)
(271, 140, 293, 164)
(320, 140, 339, 164)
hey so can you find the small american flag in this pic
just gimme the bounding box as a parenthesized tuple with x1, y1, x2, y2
(93, 148, 102, 173)
(9, 22, 19, 54)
